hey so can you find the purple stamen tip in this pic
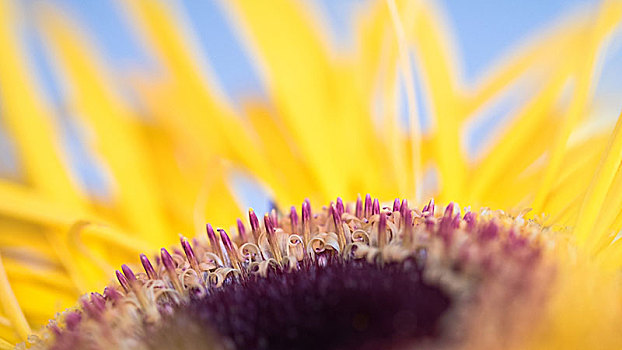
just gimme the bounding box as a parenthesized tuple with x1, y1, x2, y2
(219, 229, 234, 251)
(481, 221, 499, 241)
(364, 194, 372, 217)
(264, 214, 275, 236)
(428, 199, 435, 215)
(206, 223, 217, 241)
(451, 213, 461, 228)
(290, 206, 299, 233)
(302, 201, 310, 223)
(65, 311, 82, 330)
(378, 212, 387, 247)
(400, 199, 409, 216)
(249, 209, 259, 232)
(336, 197, 344, 217)
(444, 202, 455, 218)
(355, 194, 363, 218)
(403, 206, 412, 226)
(372, 198, 380, 216)
(140, 253, 157, 279)
(181, 237, 197, 262)
(121, 264, 136, 282)
(115, 270, 129, 292)
(304, 198, 313, 218)
(90, 292, 106, 312)
(463, 212, 477, 230)
(160, 248, 176, 271)
(103, 287, 122, 302)
(237, 218, 247, 241)
(331, 204, 342, 227)
(270, 209, 279, 228)
(393, 198, 401, 212)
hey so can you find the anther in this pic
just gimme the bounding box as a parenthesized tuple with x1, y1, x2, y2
(364, 194, 372, 218)
(393, 198, 401, 212)
(336, 197, 344, 217)
(355, 194, 363, 218)
(402, 207, 414, 247)
(249, 209, 261, 243)
(180, 236, 200, 272)
(115, 270, 130, 293)
(378, 212, 388, 249)
(302, 201, 311, 245)
(160, 248, 183, 292)
(331, 204, 346, 249)
(372, 198, 380, 216)
(140, 253, 157, 280)
(219, 229, 241, 270)
(121, 264, 137, 283)
(290, 206, 298, 234)
(237, 218, 248, 242)
(264, 214, 282, 262)
(206, 223, 223, 261)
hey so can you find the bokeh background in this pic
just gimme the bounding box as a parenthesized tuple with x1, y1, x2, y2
(2, 0, 621, 216)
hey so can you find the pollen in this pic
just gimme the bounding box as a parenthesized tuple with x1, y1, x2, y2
(30, 196, 554, 350)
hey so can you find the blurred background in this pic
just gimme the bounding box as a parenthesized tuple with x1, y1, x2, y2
(2, 0, 622, 215)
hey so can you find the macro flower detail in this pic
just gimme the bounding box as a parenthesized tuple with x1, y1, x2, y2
(1, 0, 622, 349)
(30, 197, 553, 350)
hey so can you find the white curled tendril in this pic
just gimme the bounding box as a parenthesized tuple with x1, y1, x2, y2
(239, 242, 264, 263)
(287, 234, 305, 262)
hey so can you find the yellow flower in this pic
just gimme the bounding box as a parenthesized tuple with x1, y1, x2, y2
(0, 0, 621, 349)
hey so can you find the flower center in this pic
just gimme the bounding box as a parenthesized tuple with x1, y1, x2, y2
(146, 257, 451, 350)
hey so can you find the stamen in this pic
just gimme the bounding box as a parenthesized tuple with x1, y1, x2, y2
(64, 311, 81, 330)
(264, 214, 282, 261)
(219, 229, 240, 270)
(90, 293, 106, 313)
(400, 199, 409, 217)
(424, 199, 435, 215)
(364, 194, 372, 218)
(290, 206, 298, 234)
(444, 202, 455, 218)
(378, 212, 388, 249)
(304, 198, 313, 220)
(270, 209, 279, 229)
(331, 204, 346, 249)
(464, 211, 477, 230)
(393, 198, 401, 212)
(336, 197, 344, 217)
(103, 287, 122, 303)
(248, 209, 261, 243)
(121, 264, 137, 283)
(237, 218, 248, 242)
(180, 237, 200, 272)
(206, 223, 223, 261)
(355, 194, 363, 218)
(115, 270, 130, 293)
(372, 198, 380, 216)
(302, 201, 311, 245)
(140, 253, 157, 280)
(402, 206, 414, 247)
(160, 248, 183, 292)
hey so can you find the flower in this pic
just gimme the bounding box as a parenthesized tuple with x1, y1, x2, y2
(0, 0, 621, 349)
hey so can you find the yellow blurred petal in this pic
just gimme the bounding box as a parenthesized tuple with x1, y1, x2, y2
(574, 111, 622, 249)
(122, 0, 273, 194)
(37, 7, 172, 246)
(532, 0, 622, 213)
(469, 56, 577, 204)
(0, 337, 13, 350)
(0, 253, 30, 341)
(223, 0, 348, 199)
